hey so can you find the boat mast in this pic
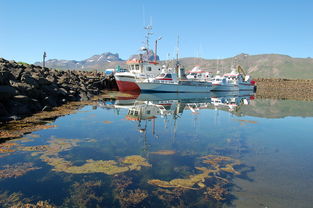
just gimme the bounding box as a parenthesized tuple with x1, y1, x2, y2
(144, 23, 153, 56)
(175, 35, 180, 74)
(154, 37, 162, 62)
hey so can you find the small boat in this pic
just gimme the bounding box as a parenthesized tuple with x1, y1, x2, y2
(211, 66, 256, 91)
(137, 70, 212, 93)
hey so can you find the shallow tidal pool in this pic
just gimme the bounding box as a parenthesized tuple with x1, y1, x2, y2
(1, 92, 313, 208)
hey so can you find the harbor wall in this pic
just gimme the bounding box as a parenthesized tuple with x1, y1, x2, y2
(255, 78, 313, 101)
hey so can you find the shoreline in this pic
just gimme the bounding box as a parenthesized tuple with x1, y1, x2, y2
(0, 58, 117, 122)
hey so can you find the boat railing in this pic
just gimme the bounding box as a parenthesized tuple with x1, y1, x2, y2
(139, 79, 179, 84)
(153, 80, 179, 84)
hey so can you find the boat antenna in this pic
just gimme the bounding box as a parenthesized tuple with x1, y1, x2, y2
(175, 35, 180, 74)
(144, 21, 153, 55)
(176, 35, 179, 64)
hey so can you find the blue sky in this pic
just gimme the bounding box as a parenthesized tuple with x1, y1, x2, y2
(1, 0, 312, 63)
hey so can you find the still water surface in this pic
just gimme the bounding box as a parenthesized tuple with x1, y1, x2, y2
(0, 92, 313, 207)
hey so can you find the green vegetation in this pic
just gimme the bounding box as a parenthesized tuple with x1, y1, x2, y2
(17, 61, 29, 66)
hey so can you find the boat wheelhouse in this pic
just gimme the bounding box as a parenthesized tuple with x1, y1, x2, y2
(186, 66, 212, 81)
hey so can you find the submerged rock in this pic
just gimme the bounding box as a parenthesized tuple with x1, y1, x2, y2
(148, 154, 242, 201)
(0, 162, 41, 179)
(21, 138, 151, 175)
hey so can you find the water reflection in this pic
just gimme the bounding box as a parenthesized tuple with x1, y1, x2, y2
(101, 91, 254, 122)
(1, 91, 313, 207)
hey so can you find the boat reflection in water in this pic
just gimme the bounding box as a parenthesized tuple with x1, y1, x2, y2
(98, 91, 254, 158)
(100, 91, 254, 126)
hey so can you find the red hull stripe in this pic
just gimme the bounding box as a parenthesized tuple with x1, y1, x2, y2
(156, 78, 172, 80)
(116, 80, 140, 92)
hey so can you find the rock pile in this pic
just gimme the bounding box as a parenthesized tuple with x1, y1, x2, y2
(255, 78, 313, 101)
(0, 58, 116, 121)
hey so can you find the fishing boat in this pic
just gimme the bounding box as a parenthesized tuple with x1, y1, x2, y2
(211, 65, 256, 91)
(114, 58, 162, 92)
(137, 69, 212, 93)
(114, 25, 163, 92)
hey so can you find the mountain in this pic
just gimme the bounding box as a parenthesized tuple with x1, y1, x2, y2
(34, 53, 313, 79)
(178, 53, 313, 79)
(129, 49, 160, 62)
(34, 52, 124, 71)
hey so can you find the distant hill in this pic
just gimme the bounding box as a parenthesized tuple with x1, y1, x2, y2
(34, 52, 125, 71)
(178, 54, 313, 79)
(34, 53, 313, 79)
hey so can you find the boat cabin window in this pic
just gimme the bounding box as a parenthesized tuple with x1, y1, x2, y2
(135, 65, 140, 70)
(147, 66, 152, 71)
(128, 110, 133, 115)
(165, 74, 172, 78)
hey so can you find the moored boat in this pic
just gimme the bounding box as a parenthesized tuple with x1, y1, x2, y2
(114, 58, 162, 92)
(211, 65, 255, 91)
(137, 71, 212, 93)
(114, 25, 163, 92)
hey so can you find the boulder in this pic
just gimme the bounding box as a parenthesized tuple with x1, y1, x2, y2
(0, 102, 9, 117)
(0, 71, 15, 85)
(57, 88, 68, 96)
(46, 75, 57, 83)
(43, 96, 58, 107)
(10, 67, 25, 80)
(37, 77, 51, 85)
(7, 95, 42, 115)
(9, 81, 32, 93)
(21, 74, 39, 88)
(0, 85, 19, 101)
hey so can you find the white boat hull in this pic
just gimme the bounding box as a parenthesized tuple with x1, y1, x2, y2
(138, 81, 212, 93)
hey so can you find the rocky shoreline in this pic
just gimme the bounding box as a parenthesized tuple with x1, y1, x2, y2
(0, 58, 117, 122)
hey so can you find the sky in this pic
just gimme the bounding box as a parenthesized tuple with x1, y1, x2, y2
(1, 0, 313, 63)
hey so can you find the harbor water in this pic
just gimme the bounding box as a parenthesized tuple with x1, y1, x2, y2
(0, 91, 313, 207)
